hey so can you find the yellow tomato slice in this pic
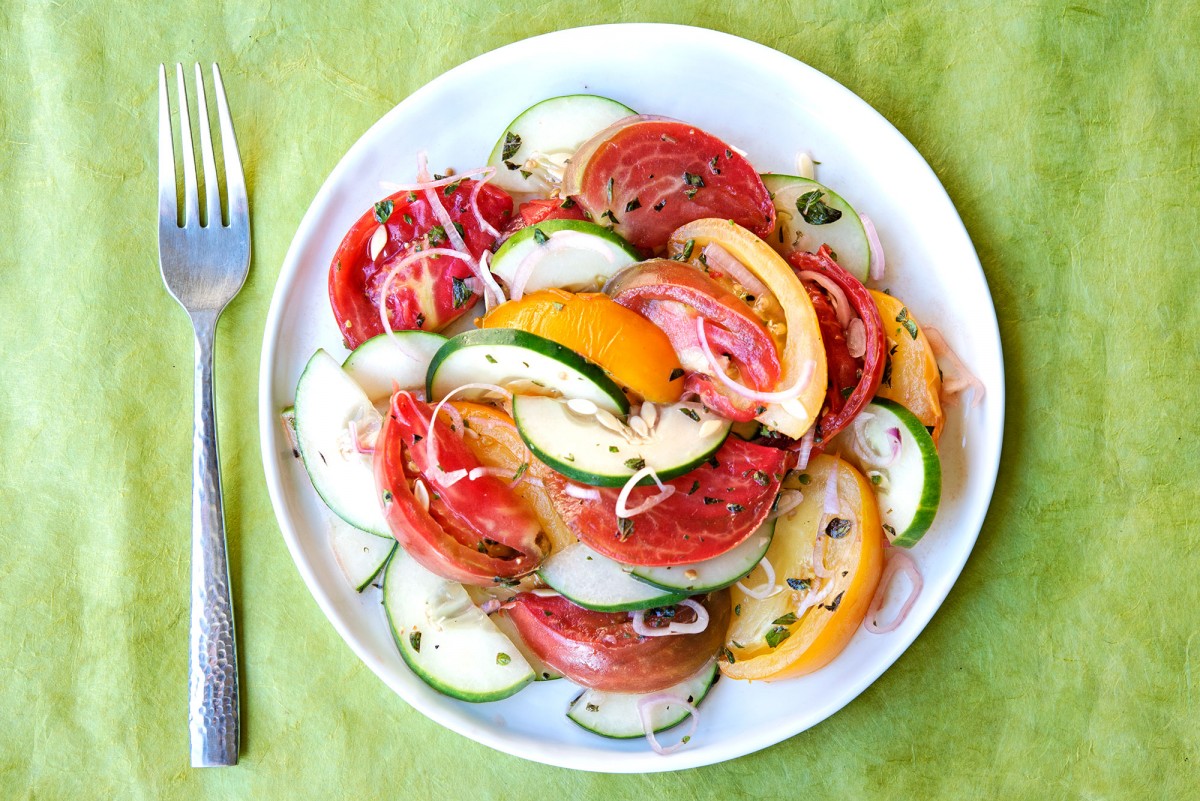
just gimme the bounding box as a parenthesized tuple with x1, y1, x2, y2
(869, 290, 944, 445)
(447, 401, 576, 554)
(667, 219, 826, 438)
(480, 289, 683, 404)
(720, 455, 884, 680)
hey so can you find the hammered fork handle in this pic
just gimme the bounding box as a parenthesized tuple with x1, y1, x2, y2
(188, 310, 239, 766)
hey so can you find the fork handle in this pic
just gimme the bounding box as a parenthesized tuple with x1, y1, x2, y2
(188, 311, 240, 767)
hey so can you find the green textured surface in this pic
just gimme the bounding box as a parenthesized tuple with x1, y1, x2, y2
(1, 1, 1197, 798)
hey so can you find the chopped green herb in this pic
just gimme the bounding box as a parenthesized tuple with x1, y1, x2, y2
(625, 198, 642, 213)
(407, 191, 418, 202)
(709, 155, 720, 173)
(672, 238, 695, 262)
(409, 631, 422, 652)
(624, 457, 646, 470)
(453, 221, 464, 238)
(565, 454, 576, 462)
(725, 148, 732, 158)
(688, 480, 700, 495)
(680, 407, 701, 422)
(533, 227, 549, 245)
(764, 626, 791, 648)
(512, 463, 528, 482)
(617, 517, 633, 541)
(734, 604, 742, 616)
(881, 352, 894, 387)
(786, 577, 811, 591)
(551, 302, 564, 312)
(452, 276, 472, 309)
(669, 367, 685, 382)
(601, 209, 620, 225)
(382, 490, 394, 503)
(797, 473, 812, 485)
(840, 386, 855, 398)
(824, 591, 845, 612)
(496, 652, 511, 666)
(501, 131, 521, 161)
(752, 470, 770, 486)
(586, 703, 600, 713)
(703, 497, 721, 505)
(871, 473, 883, 485)
(685, 187, 699, 200)
(403, 213, 413, 225)
(415, 312, 425, 328)
(503, 160, 520, 171)
(373, 199, 393, 224)
(484, 354, 498, 364)
(683, 171, 705, 188)
(427, 225, 447, 245)
(519, 169, 532, 179)
(560, 197, 576, 209)
(772, 612, 798, 625)
(883, 523, 898, 538)
(606, 177, 614, 203)
(796, 190, 843, 225)
(722, 647, 736, 664)
(653, 199, 667, 212)
(609, 446, 619, 453)
(896, 307, 919, 339)
(726, 503, 745, 513)
(444, 180, 461, 196)
(826, 517, 852, 539)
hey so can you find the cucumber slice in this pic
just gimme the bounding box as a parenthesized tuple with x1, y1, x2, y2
(489, 219, 640, 294)
(511, 396, 730, 487)
(761, 174, 870, 283)
(329, 518, 395, 592)
(489, 610, 563, 682)
(487, 94, 635, 194)
(537, 542, 687, 612)
(294, 350, 389, 537)
(631, 520, 776, 594)
(566, 661, 718, 739)
(840, 398, 941, 547)
(342, 331, 446, 403)
(382, 548, 534, 702)
(425, 328, 629, 414)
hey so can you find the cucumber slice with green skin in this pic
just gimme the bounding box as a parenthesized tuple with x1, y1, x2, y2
(425, 328, 629, 414)
(489, 219, 640, 294)
(489, 610, 563, 682)
(760, 174, 870, 283)
(487, 94, 636, 194)
(294, 350, 389, 537)
(341, 331, 446, 403)
(511, 396, 731, 487)
(630, 520, 775, 593)
(537, 542, 687, 612)
(382, 548, 534, 702)
(840, 397, 941, 547)
(330, 518, 395, 591)
(566, 661, 718, 739)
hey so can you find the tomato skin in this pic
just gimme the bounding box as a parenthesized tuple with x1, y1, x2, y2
(374, 392, 545, 585)
(503, 590, 730, 692)
(608, 259, 780, 421)
(552, 437, 788, 567)
(504, 197, 587, 235)
(329, 181, 512, 348)
(786, 246, 886, 450)
(567, 119, 775, 251)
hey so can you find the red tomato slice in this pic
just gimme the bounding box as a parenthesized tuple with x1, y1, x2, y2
(328, 181, 512, 348)
(608, 259, 780, 422)
(503, 197, 587, 236)
(563, 118, 775, 251)
(786, 246, 886, 450)
(551, 437, 788, 567)
(503, 590, 730, 692)
(374, 391, 545, 585)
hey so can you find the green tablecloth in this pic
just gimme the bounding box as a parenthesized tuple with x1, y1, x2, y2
(2, 1, 1196, 797)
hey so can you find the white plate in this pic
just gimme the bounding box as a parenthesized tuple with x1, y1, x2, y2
(259, 23, 1005, 773)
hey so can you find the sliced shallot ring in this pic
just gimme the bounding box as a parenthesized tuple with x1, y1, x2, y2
(636, 692, 701, 756)
(564, 483, 602, 501)
(797, 270, 852, 329)
(615, 466, 675, 518)
(864, 549, 923, 634)
(379, 166, 493, 195)
(860, 214, 885, 281)
(630, 599, 709, 637)
(467, 166, 500, 238)
(696, 317, 814, 406)
(736, 556, 781, 599)
(701, 243, 769, 298)
(924, 326, 985, 407)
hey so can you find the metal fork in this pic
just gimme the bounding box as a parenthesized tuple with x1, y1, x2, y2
(158, 62, 249, 768)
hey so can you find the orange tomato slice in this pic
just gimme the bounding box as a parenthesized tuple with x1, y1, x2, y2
(447, 401, 575, 554)
(720, 455, 884, 680)
(870, 290, 944, 445)
(480, 289, 684, 404)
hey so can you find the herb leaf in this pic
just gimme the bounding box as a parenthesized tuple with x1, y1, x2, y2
(764, 626, 792, 648)
(772, 612, 798, 625)
(409, 631, 422, 652)
(624, 457, 646, 470)
(533, 227, 549, 246)
(501, 131, 521, 161)
(451, 276, 472, 309)
(680, 407, 700, 422)
(373, 199, 394, 224)
(625, 198, 642, 213)
(427, 225, 447, 246)
(896, 307, 919, 339)
(826, 517, 852, 539)
(786, 577, 811, 591)
(669, 367, 685, 382)
(796, 190, 843, 225)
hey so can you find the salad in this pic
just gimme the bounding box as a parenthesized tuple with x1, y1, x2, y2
(283, 95, 983, 754)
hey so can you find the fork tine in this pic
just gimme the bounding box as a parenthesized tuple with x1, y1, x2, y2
(211, 64, 247, 226)
(175, 63, 200, 227)
(194, 63, 222, 228)
(158, 65, 178, 227)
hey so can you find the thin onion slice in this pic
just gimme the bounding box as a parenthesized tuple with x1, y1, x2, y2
(636, 693, 701, 756)
(631, 599, 709, 637)
(864, 549, 923, 634)
(797, 270, 852, 329)
(379, 166, 493, 196)
(696, 317, 814, 406)
(701, 243, 769, 298)
(466, 166, 500, 238)
(416, 383, 513, 485)
(924, 326, 985, 408)
(736, 556, 781, 599)
(615, 466, 676, 518)
(792, 424, 816, 468)
(564, 483, 602, 501)
(860, 214, 885, 282)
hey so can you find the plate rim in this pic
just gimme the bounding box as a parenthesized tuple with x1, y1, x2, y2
(258, 21, 1006, 773)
